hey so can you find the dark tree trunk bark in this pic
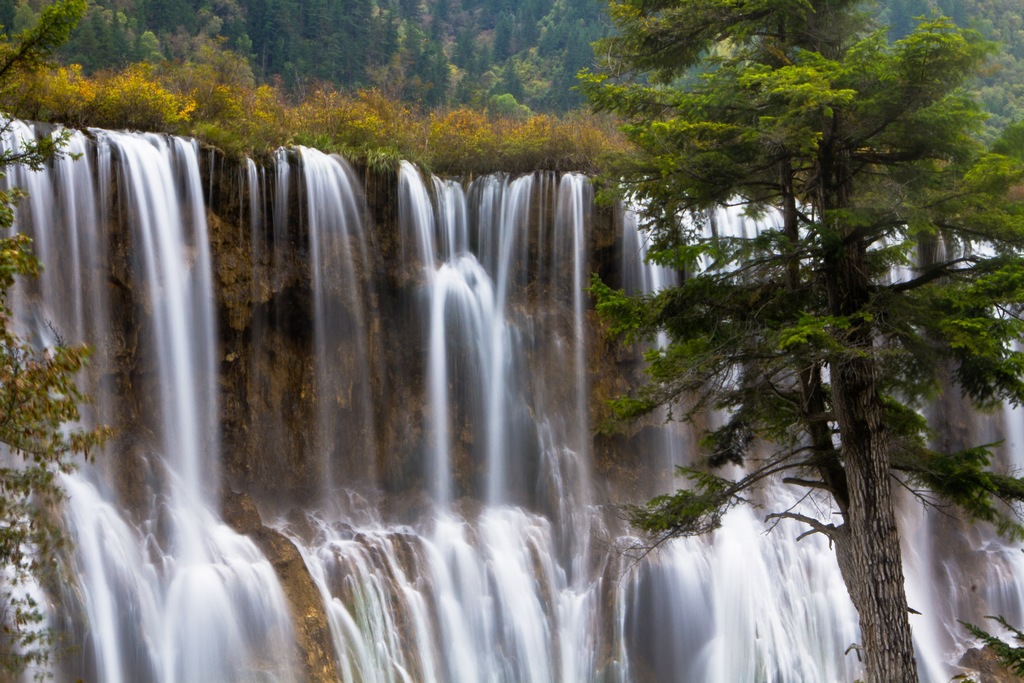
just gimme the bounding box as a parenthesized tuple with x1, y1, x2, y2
(827, 245, 919, 682)
(831, 352, 919, 683)
(820, 130, 920, 682)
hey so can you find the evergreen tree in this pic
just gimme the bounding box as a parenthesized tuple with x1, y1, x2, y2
(366, 9, 399, 69)
(136, 29, 162, 63)
(432, 0, 450, 39)
(419, 38, 450, 106)
(935, 0, 969, 27)
(886, 0, 931, 38)
(11, 2, 35, 34)
(0, 2, 14, 36)
(582, 1, 1024, 680)
(452, 26, 475, 70)
(143, 0, 193, 34)
(493, 10, 513, 60)
(496, 58, 523, 101)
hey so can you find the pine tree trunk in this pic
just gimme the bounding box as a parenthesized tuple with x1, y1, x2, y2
(831, 355, 920, 683)
(827, 231, 919, 682)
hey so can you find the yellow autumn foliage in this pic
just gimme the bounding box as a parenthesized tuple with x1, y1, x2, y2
(3, 64, 95, 126)
(293, 87, 419, 157)
(428, 108, 498, 174)
(90, 65, 195, 132)
(0, 53, 628, 173)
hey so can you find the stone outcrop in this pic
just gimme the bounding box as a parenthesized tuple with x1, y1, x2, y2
(223, 491, 340, 683)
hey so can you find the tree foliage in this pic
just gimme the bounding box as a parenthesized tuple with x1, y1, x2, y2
(1, 0, 1021, 118)
(582, 0, 1024, 680)
(879, 0, 1024, 139)
(0, 1, 106, 677)
(962, 616, 1024, 676)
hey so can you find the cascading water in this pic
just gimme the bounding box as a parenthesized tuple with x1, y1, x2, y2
(301, 146, 379, 498)
(4, 121, 1024, 682)
(274, 162, 622, 682)
(4, 126, 300, 682)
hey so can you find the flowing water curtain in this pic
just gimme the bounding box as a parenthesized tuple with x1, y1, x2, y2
(301, 146, 380, 499)
(280, 165, 627, 683)
(244, 157, 263, 244)
(551, 174, 594, 511)
(474, 172, 536, 506)
(399, 161, 453, 505)
(1, 123, 97, 353)
(0, 121, 107, 680)
(242, 145, 300, 498)
(619, 207, 689, 481)
(13, 128, 303, 683)
(432, 174, 469, 261)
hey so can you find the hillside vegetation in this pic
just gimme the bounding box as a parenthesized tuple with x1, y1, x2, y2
(881, 0, 1024, 138)
(0, 0, 1020, 170)
(0, 0, 607, 114)
(0, 41, 628, 171)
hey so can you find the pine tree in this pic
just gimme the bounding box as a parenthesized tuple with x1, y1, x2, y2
(581, 1, 1024, 680)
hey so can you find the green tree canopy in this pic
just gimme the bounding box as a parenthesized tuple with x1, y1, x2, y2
(581, 1, 1024, 680)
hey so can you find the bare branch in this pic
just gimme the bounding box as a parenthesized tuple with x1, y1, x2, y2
(764, 511, 837, 540)
(782, 477, 834, 492)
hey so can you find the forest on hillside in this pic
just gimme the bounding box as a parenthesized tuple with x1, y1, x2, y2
(0, 0, 607, 112)
(0, 0, 1018, 171)
(881, 0, 1024, 136)
(0, 0, 1019, 126)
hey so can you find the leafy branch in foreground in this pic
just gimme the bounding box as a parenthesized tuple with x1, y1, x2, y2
(961, 616, 1024, 677)
(0, 2, 107, 677)
(624, 467, 746, 542)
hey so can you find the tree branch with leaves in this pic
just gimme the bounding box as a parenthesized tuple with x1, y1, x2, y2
(0, 1, 105, 678)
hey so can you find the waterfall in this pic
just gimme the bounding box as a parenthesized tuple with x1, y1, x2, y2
(619, 208, 686, 480)
(2, 123, 1022, 682)
(4, 126, 300, 682)
(300, 146, 378, 498)
(473, 174, 536, 505)
(277, 163, 620, 682)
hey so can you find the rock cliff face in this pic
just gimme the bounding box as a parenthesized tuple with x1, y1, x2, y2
(191, 148, 637, 510)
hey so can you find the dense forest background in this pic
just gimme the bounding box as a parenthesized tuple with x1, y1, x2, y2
(0, 0, 607, 112)
(0, 0, 1019, 169)
(0, 0, 1018, 126)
